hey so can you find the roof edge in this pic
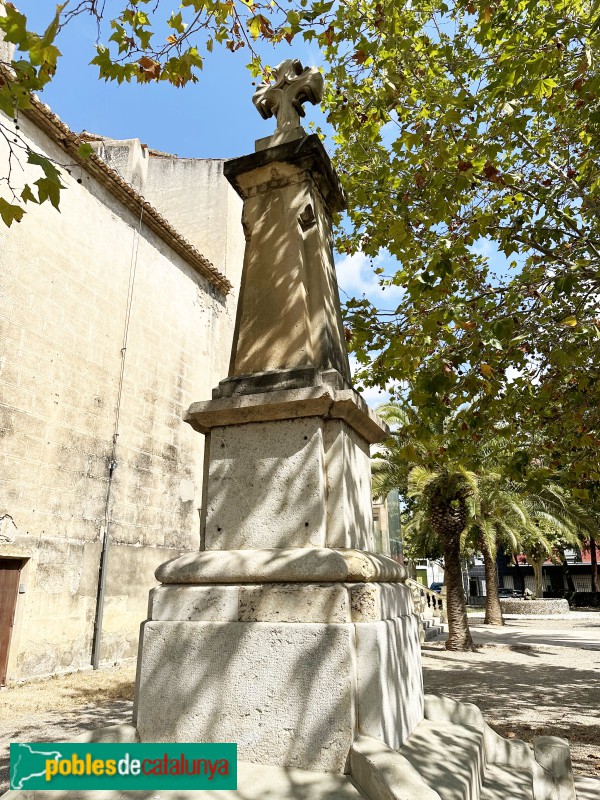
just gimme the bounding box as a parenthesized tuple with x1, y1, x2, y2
(21, 96, 232, 295)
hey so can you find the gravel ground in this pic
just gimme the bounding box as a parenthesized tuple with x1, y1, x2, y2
(0, 662, 135, 793)
(423, 617, 600, 780)
(0, 618, 598, 794)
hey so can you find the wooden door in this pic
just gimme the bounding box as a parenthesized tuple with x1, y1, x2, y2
(0, 558, 22, 686)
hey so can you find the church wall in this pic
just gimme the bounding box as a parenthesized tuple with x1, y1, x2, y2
(88, 138, 246, 288)
(0, 111, 243, 680)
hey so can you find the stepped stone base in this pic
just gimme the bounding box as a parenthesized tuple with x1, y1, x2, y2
(350, 695, 575, 800)
(2, 695, 576, 800)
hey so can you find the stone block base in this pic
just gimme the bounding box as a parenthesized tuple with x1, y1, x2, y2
(356, 615, 424, 749)
(134, 621, 356, 772)
(134, 611, 423, 773)
(148, 581, 414, 623)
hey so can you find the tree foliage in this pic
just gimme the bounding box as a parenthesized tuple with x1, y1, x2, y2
(324, 1, 600, 500)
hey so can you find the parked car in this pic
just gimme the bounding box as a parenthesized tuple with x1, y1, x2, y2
(429, 582, 444, 594)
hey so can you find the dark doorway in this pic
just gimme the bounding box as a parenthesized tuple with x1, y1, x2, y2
(0, 558, 22, 686)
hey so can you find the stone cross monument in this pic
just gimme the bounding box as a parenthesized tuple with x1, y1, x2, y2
(133, 60, 423, 775)
(0, 57, 578, 800)
(253, 59, 324, 150)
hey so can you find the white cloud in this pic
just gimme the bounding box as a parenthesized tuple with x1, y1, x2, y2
(348, 356, 392, 411)
(335, 251, 404, 307)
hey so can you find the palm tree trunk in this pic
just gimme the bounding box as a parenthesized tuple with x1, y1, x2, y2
(482, 539, 503, 626)
(443, 532, 476, 651)
(559, 548, 576, 592)
(590, 536, 598, 594)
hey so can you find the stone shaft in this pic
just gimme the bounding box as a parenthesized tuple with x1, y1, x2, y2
(224, 136, 351, 383)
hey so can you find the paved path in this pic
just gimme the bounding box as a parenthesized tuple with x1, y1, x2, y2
(431, 623, 600, 649)
(431, 613, 600, 650)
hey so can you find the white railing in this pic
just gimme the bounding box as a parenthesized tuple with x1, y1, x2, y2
(406, 578, 447, 624)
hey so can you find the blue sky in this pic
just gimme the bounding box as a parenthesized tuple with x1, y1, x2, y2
(18, 3, 324, 157)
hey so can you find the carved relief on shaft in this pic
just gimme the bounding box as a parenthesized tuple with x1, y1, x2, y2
(253, 59, 324, 133)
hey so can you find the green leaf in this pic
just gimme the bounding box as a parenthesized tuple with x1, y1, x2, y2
(168, 11, 186, 34)
(20, 184, 38, 204)
(0, 198, 25, 227)
(77, 142, 95, 160)
(0, 5, 28, 46)
(35, 176, 62, 209)
(27, 151, 62, 184)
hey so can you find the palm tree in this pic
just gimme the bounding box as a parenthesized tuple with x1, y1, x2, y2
(464, 475, 529, 625)
(371, 400, 590, 646)
(520, 485, 588, 597)
(406, 465, 477, 651)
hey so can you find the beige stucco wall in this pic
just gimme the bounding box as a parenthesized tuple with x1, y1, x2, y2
(89, 138, 246, 285)
(0, 111, 243, 680)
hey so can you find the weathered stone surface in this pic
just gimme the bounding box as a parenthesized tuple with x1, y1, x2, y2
(422, 693, 576, 800)
(500, 598, 570, 615)
(212, 366, 350, 399)
(325, 421, 374, 550)
(200, 416, 378, 551)
(224, 133, 345, 215)
(186, 383, 388, 445)
(0, 110, 245, 681)
(399, 718, 486, 800)
(355, 616, 424, 750)
(135, 621, 356, 772)
(149, 584, 239, 621)
(533, 737, 576, 800)
(350, 735, 443, 800)
(155, 548, 407, 585)
(222, 135, 349, 382)
(252, 60, 324, 142)
(255, 126, 306, 152)
(203, 418, 327, 550)
(238, 583, 349, 623)
(150, 582, 413, 624)
(350, 583, 414, 623)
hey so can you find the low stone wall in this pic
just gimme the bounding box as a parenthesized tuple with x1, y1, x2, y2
(500, 598, 570, 615)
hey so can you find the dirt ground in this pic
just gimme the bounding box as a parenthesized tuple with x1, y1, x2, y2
(423, 617, 600, 780)
(0, 619, 598, 792)
(0, 662, 135, 793)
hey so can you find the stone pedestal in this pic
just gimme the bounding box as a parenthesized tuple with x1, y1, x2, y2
(133, 126, 425, 777)
(134, 547, 423, 772)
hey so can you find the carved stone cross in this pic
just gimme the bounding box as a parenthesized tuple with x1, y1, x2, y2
(252, 59, 324, 137)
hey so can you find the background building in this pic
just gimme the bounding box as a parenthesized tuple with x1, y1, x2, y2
(0, 97, 245, 684)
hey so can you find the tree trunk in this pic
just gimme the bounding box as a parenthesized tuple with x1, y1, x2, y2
(532, 558, 544, 598)
(513, 553, 525, 593)
(559, 548, 576, 592)
(482, 539, 503, 625)
(590, 537, 598, 594)
(443, 531, 476, 651)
